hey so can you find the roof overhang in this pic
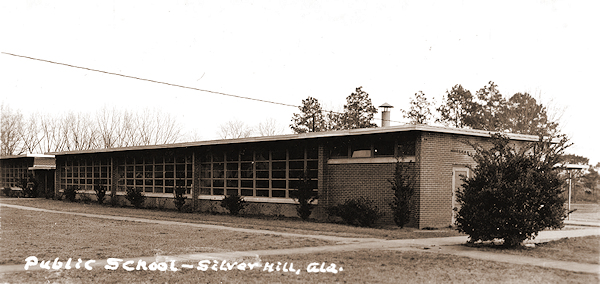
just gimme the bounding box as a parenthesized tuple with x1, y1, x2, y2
(47, 124, 545, 156)
(0, 154, 55, 160)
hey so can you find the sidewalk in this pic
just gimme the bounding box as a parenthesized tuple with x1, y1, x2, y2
(1, 203, 599, 275)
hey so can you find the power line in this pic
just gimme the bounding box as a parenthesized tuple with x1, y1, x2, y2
(2, 52, 298, 108)
(2, 52, 406, 124)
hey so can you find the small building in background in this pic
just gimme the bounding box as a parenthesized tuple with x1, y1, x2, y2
(0, 154, 56, 197)
(47, 125, 539, 228)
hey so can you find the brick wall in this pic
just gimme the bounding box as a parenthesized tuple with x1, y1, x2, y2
(325, 162, 402, 224)
(417, 132, 489, 228)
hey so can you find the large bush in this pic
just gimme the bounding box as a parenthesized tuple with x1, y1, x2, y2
(456, 134, 569, 247)
(220, 193, 247, 216)
(64, 185, 79, 202)
(173, 186, 187, 212)
(94, 181, 107, 205)
(125, 187, 146, 208)
(290, 171, 317, 220)
(388, 161, 415, 228)
(328, 197, 381, 227)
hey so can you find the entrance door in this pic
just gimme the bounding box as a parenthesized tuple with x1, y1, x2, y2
(452, 167, 469, 225)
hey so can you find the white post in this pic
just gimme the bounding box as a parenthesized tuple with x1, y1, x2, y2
(568, 170, 572, 220)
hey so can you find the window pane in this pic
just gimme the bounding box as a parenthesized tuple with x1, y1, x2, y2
(289, 147, 304, 160)
(272, 180, 286, 189)
(272, 149, 286, 160)
(256, 189, 269, 197)
(241, 180, 253, 188)
(256, 180, 269, 188)
(226, 189, 239, 195)
(272, 190, 286, 197)
(226, 180, 238, 188)
(241, 189, 253, 196)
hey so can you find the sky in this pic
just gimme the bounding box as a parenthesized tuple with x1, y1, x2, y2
(1, 0, 599, 164)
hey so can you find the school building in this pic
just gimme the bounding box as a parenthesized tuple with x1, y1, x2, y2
(0, 154, 56, 196)
(44, 124, 539, 228)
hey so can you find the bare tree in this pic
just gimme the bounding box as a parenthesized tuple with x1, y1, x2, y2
(19, 114, 42, 154)
(136, 108, 182, 145)
(0, 103, 24, 156)
(218, 119, 253, 139)
(257, 118, 284, 136)
(64, 111, 97, 151)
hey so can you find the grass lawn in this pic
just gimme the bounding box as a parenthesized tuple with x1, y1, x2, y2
(0, 206, 333, 265)
(1, 197, 598, 283)
(2, 250, 596, 283)
(467, 235, 600, 265)
(0, 197, 462, 240)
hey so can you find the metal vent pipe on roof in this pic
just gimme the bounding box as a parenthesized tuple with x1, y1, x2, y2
(379, 103, 394, 127)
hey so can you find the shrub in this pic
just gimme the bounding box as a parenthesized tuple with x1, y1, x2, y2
(173, 186, 187, 212)
(64, 186, 78, 202)
(328, 197, 381, 227)
(80, 193, 92, 204)
(388, 161, 415, 227)
(2, 187, 12, 197)
(290, 171, 317, 220)
(44, 185, 55, 199)
(125, 187, 146, 208)
(94, 181, 107, 205)
(220, 194, 246, 216)
(456, 134, 569, 247)
(19, 176, 39, 198)
(109, 193, 120, 207)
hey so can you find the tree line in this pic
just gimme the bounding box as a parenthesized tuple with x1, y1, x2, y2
(0, 103, 183, 156)
(290, 81, 561, 137)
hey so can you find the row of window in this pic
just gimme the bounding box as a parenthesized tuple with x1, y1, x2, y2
(60, 158, 112, 192)
(0, 160, 30, 188)
(116, 154, 193, 194)
(199, 144, 319, 198)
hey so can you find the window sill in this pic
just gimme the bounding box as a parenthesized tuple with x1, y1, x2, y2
(327, 156, 415, 164)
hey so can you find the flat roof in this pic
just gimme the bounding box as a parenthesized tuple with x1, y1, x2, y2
(47, 124, 543, 156)
(0, 153, 55, 160)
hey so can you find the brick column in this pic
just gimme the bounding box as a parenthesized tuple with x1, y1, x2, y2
(192, 151, 200, 211)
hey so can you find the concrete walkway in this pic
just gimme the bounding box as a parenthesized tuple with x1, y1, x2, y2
(1, 203, 599, 275)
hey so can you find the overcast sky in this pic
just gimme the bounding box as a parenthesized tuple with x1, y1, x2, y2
(1, 1, 598, 164)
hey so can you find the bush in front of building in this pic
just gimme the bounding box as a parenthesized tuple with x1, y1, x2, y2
(388, 161, 415, 228)
(290, 172, 317, 220)
(456, 134, 569, 247)
(19, 175, 39, 198)
(2, 187, 13, 197)
(125, 187, 146, 208)
(94, 181, 107, 205)
(64, 186, 79, 202)
(173, 186, 187, 212)
(220, 193, 247, 216)
(328, 197, 381, 227)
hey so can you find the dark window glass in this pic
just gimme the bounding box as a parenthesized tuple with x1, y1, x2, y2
(289, 147, 304, 160)
(256, 180, 269, 188)
(213, 179, 224, 188)
(256, 189, 269, 197)
(272, 190, 286, 197)
(241, 189, 253, 196)
(241, 180, 253, 188)
(226, 189, 239, 195)
(226, 180, 238, 188)
(272, 149, 286, 160)
(213, 188, 224, 195)
(240, 150, 253, 161)
(330, 140, 349, 158)
(272, 180, 286, 189)
(226, 150, 239, 161)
